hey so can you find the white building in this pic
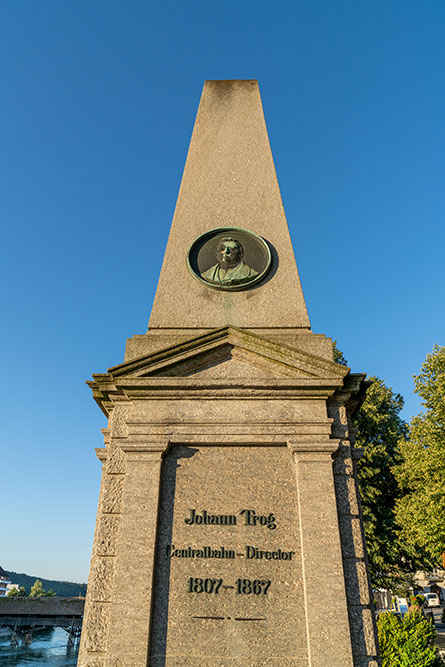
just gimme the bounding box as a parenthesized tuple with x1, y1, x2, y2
(0, 566, 17, 597)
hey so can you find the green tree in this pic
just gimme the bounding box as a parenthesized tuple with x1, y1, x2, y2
(333, 340, 348, 366)
(29, 579, 56, 597)
(377, 608, 443, 667)
(353, 376, 410, 589)
(7, 586, 26, 597)
(394, 345, 445, 568)
(332, 342, 410, 588)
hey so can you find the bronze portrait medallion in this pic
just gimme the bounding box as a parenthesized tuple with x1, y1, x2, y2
(187, 227, 272, 291)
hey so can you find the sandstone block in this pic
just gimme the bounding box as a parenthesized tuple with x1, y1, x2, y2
(96, 516, 119, 556)
(84, 602, 110, 652)
(101, 475, 123, 514)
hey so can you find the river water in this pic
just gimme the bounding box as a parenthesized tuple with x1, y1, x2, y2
(0, 628, 78, 665)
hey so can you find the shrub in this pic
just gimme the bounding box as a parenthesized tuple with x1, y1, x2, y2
(410, 594, 425, 610)
(377, 608, 443, 666)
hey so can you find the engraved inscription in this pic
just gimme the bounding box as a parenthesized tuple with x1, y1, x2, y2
(178, 506, 293, 606)
(184, 508, 276, 529)
(245, 546, 295, 560)
(167, 545, 235, 559)
(187, 577, 272, 595)
(184, 509, 236, 526)
(149, 446, 306, 662)
(166, 544, 295, 560)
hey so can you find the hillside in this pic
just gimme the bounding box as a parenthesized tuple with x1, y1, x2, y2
(5, 570, 87, 597)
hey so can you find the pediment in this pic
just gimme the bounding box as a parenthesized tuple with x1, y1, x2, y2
(107, 327, 349, 381)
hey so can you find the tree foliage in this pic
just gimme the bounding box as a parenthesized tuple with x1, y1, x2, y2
(333, 340, 348, 366)
(334, 342, 445, 585)
(332, 341, 409, 588)
(353, 376, 410, 589)
(377, 608, 443, 667)
(394, 345, 445, 568)
(29, 579, 56, 597)
(7, 586, 26, 597)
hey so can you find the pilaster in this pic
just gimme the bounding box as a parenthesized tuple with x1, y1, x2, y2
(289, 441, 354, 667)
(104, 442, 166, 666)
(329, 377, 380, 667)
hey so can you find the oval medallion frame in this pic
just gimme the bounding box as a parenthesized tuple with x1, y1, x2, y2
(187, 227, 272, 291)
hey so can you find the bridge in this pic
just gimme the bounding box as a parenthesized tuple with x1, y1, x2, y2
(0, 597, 85, 645)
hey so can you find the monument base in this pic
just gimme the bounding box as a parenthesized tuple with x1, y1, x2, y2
(78, 327, 378, 666)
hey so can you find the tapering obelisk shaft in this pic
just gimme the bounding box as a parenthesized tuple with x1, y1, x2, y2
(149, 80, 310, 331)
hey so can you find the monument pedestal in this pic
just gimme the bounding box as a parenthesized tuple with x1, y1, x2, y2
(78, 81, 379, 666)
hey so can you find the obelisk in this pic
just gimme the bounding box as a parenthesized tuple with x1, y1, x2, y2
(78, 80, 380, 666)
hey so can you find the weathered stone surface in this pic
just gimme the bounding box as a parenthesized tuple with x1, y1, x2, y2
(335, 475, 360, 515)
(105, 454, 162, 665)
(333, 451, 354, 476)
(110, 405, 129, 438)
(338, 516, 365, 559)
(349, 607, 378, 657)
(150, 445, 307, 665)
(154, 657, 308, 666)
(88, 557, 115, 602)
(83, 658, 105, 667)
(334, 457, 355, 477)
(84, 602, 110, 652)
(148, 80, 310, 332)
(125, 330, 335, 363)
(95, 516, 119, 556)
(343, 560, 371, 605)
(293, 452, 354, 665)
(101, 475, 123, 514)
(106, 445, 125, 475)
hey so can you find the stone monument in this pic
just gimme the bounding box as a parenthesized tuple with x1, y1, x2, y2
(78, 80, 380, 666)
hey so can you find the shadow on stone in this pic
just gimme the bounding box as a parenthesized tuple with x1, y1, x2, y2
(148, 446, 198, 666)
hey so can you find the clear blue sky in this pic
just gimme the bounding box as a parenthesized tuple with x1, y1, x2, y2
(1, 1, 444, 582)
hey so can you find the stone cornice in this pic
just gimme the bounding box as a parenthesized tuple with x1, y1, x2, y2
(109, 326, 348, 379)
(87, 327, 354, 416)
(328, 373, 370, 416)
(98, 433, 341, 454)
(87, 375, 346, 416)
(125, 419, 334, 438)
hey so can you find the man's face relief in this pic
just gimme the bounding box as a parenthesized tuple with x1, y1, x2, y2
(217, 240, 241, 267)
